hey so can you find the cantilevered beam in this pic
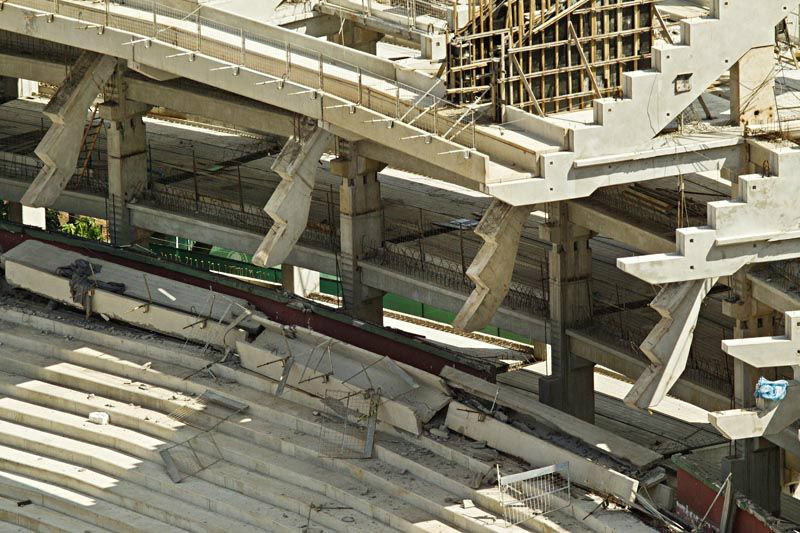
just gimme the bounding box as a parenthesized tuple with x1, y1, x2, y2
(22, 52, 117, 207)
(453, 200, 530, 332)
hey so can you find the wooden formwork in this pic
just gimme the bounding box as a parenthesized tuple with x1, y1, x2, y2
(446, 0, 654, 115)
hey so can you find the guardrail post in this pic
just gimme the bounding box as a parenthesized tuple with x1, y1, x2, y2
(151, 1, 157, 37)
(471, 110, 476, 149)
(357, 67, 363, 105)
(196, 14, 201, 51)
(318, 52, 324, 90)
(240, 30, 245, 65)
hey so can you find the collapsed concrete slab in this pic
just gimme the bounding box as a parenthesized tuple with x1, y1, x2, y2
(252, 126, 333, 268)
(624, 278, 717, 410)
(445, 401, 639, 504)
(22, 53, 117, 208)
(2, 241, 250, 348)
(441, 367, 662, 468)
(237, 314, 451, 435)
(453, 199, 530, 332)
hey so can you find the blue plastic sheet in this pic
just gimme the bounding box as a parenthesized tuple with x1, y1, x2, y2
(754, 377, 788, 401)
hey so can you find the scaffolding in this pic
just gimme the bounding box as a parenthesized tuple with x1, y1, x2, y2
(446, 0, 654, 115)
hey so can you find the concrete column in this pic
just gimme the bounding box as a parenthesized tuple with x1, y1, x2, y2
(721, 270, 782, 514)
(102, 67, 151, 247)
(282, 264, 321, 298)
(330, 21, 382, 54)
(0, 76, 18, 104)
(333, 150, 385, 325)
(730, 46, 776, 127)
(539, 203, 596, 423)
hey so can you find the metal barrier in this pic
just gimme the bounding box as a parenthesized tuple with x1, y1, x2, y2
(497, 462, 571, 525)
(317, 389, 378, 459)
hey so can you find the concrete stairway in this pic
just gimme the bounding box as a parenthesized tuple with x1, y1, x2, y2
(0, 312, 577, 532)
(567, 0, 790, 158)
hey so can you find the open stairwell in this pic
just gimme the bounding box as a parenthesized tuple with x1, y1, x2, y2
(0, 306, 603, 532)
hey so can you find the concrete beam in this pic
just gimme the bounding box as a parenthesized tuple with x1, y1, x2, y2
(568, 200, 674, 254)
(3, 257, 246, 350)
(453, 200, 530, 332)
(441, 366, 663, 468)
(22, 52, 117, 208)
(0, 177, 107, 220)
(624, 278, 717, 410)
(127, 204, 338, 275)
(445, 401, 639, 504)
(253, 125, 333, 268)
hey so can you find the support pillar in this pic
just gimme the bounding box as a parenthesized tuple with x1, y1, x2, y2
(101, 68, 151, 247)
(333, 149, 385, 325)
(721, 270, 782, 514)
(0, 76, 18, 104)
(730, 46, 776, 126)
(538, 203, 595, 423)
(330, 21, 382, 54)
(282, 264, 321, 298)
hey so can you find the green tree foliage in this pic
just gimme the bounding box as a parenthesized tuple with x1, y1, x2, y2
(61, 216, 103, 240)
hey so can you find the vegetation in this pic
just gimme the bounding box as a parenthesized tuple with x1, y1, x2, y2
(60, 216, 104, 241)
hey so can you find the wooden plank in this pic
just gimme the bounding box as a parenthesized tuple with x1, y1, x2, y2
(445, 401, 639, 503)
(441, 367, 661, 468)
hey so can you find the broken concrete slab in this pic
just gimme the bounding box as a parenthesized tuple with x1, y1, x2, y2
(441, 366, 662, 468)
(445, 401, 639, 504)
(239, 339, 431, 436)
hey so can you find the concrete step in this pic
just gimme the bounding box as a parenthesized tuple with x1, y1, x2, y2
(0, 418, 323, 533)
(0, 470, 185, 533)
(0, 321, 538, 532)
(0, 396, 398, 533)
(0, 523, 33, 532)
(0, 441, 278, 533)
(0, 493, 105, 533)
(0, 369, 448, 533)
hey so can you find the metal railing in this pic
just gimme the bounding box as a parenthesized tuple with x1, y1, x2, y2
(497, 463, 571, 525)
(363, 243, 549, 317)
(10, 0, 482, 151)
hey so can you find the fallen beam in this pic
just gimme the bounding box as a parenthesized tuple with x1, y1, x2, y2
(4, 260, 246, 349)
(440, 367, 661, 468)
(445, 401, 639, 504)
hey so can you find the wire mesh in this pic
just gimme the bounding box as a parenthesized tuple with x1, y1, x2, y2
(159, 390, 247, 482)
(497, 462, 571, 526)
(317, 389, 378, 459)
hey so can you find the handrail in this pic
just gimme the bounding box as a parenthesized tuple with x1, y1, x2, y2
(10, 0, 485, 151)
